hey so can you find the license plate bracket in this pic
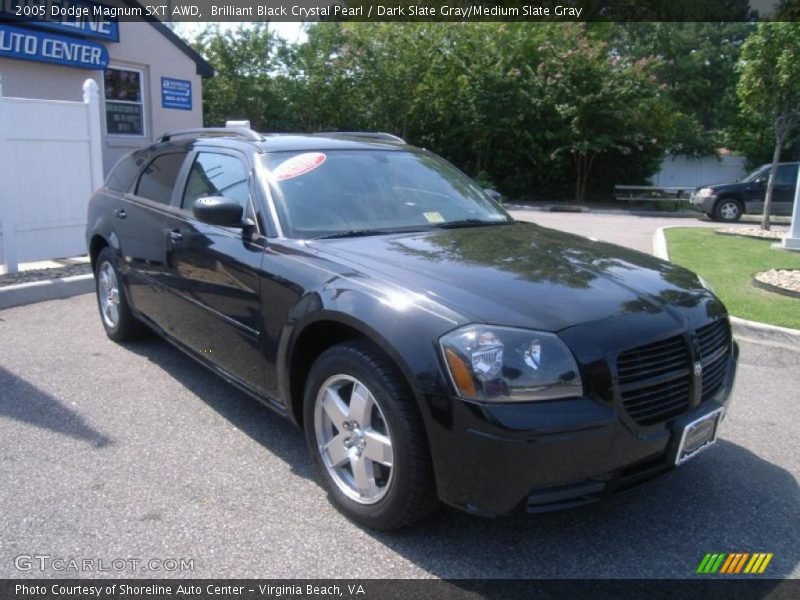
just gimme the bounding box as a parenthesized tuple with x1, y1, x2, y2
(673, 407, 724, 466)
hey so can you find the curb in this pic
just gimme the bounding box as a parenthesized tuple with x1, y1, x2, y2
(653, 226, 800, 352)
(0, 274, 94, 310)
(506, 204, 701, 219)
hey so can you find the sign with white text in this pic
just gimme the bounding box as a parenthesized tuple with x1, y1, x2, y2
(0, 23, 109, 69)
(161, 77, 192, 111)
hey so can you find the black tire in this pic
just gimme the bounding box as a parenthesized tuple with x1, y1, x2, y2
(94, 247, 147, 342)
(712, 197, 743, 223)
(303, 340, 438, 530)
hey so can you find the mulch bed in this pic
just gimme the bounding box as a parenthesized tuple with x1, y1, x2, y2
(752, 269, 800, 300)
(715, 227, 788, 240)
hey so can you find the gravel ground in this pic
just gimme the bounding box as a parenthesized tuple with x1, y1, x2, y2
(754, 269, 800, 295)
(0, 263, 92, 287)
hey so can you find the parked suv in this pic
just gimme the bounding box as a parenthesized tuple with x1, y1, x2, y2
(691, 162, 799, 222)
(87, 126, 738, 529)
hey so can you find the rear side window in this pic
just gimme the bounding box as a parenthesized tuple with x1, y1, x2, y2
(135, 152, 188, 205)
(105, 155, 141, 192)
(775, 164, 798, 187)
(182, 153, 250, 210)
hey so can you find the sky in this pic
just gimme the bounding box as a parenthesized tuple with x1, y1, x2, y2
(174, 22, 308, 45)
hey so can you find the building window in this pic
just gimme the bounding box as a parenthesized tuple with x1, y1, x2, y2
(104, 67, 144, 136)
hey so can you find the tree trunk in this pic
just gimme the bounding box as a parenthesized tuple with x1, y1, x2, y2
(574, 153, 595, 203)
(574, 154, 583, 202)
(763, 117, 789, 231)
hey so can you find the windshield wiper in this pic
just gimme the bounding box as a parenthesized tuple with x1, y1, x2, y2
(315, 228, 425, 240)
(432, 219, 514, 230)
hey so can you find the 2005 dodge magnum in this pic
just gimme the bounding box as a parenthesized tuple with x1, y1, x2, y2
(86, 127, 738, 530)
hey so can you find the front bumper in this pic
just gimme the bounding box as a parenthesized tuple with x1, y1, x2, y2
(422, 333, 738, 517)
(690, 193, 716, 213)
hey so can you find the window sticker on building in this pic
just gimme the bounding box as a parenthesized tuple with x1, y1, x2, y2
(272, 153, 327, 181)
(105, 68, 144, 136)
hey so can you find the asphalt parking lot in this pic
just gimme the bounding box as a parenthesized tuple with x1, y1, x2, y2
(1, 212, 798, 579)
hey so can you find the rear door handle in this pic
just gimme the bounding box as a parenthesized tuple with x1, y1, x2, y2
(168, 229, 183, 244)
(113, 209, 126, 219)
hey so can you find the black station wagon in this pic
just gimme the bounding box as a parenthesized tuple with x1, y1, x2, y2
(87, 126, 738, 529)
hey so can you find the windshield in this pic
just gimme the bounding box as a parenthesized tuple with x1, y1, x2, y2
(741, 166, 768, 183)
(261, 150, 512, 239)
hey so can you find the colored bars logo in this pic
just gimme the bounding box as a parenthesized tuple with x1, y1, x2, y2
(697, 553, 773, 574)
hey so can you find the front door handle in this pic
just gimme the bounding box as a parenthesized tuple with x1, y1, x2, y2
(168, 229, 183, 244)
(113, 208, 126, 219)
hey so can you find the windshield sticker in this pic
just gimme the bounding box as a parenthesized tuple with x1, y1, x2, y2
(272, 152, 326, 181)
(424, 211, 445, 223)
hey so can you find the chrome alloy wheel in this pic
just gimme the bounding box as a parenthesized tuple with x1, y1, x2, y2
(719, 201, 740, 221)
(98, 261, 120, 329)
(314, 374, 394, 504)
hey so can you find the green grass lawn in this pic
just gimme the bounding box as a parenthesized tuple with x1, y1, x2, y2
(665, 228, 800, 330)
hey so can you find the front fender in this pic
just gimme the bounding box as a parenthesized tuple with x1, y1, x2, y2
(276, 273, 469, 424)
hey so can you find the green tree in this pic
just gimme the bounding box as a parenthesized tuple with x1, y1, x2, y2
(529, 24, 671, 202)
(736, 22, 800, 230)
(614, 23, 752, 156)
(191, 24, 296, 130)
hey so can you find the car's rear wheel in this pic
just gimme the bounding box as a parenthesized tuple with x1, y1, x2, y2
(303, 341, 437, 530)
(95, 247, 146, 342)
(713, 198, 743, 222)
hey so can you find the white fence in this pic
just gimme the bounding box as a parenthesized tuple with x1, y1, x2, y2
(0, 77, 103, 274)
(651, 153, 747, 189)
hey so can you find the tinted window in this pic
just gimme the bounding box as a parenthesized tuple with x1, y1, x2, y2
(135, 153, 187, 205)
(775, 164, 798, 187)
(182, 153, 250, 210)
(106, 155, 140, 192)
(262, 150, 509, 239)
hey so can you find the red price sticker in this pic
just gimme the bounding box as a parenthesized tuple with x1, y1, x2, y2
(272, 152, 327, 181)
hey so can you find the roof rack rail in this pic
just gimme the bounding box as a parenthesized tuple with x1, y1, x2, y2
(312, 131, 406, 144)
(158, 127, 263, 143)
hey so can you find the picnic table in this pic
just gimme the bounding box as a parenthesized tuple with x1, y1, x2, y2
(614, 185, 695, 211)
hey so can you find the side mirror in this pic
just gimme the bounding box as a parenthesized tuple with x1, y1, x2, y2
(484, 188, 503, 203)
(192, 196, 243, 227)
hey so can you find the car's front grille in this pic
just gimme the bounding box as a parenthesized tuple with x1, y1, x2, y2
(616, 319, 731, 427)
(618, 335, 691, 426)
(697, 319, 731, 401)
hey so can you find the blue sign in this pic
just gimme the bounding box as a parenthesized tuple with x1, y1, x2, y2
(0, 0, 119, 43)
(161, 77, 192, 111)
(0, 23, 109, 70)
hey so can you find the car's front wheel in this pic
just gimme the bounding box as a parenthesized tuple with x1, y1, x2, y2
(95, 247, 146, 342)
(713, 198, 743, 223)
(303, 341, 437, 530)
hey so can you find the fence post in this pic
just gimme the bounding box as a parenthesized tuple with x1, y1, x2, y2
(0, 75, 19, 274)
(83, 78, 104, 192)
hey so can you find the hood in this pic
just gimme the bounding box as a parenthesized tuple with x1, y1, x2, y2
(703, 182, 751, 192)
(307, 222, 713, 331)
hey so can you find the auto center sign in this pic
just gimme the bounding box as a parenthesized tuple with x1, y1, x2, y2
(1, 0, 119, 42)
(0, 0, 117, 69)
(0, 22, 108, 68)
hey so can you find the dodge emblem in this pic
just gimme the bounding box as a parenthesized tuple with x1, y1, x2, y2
(693, 361, 703, 377)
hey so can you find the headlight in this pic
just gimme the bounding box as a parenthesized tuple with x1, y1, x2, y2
(694, 188, 715, 198)
(440, 325, 583, 402)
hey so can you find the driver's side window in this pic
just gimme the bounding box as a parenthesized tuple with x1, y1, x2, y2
(182, 153, 252, 217)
